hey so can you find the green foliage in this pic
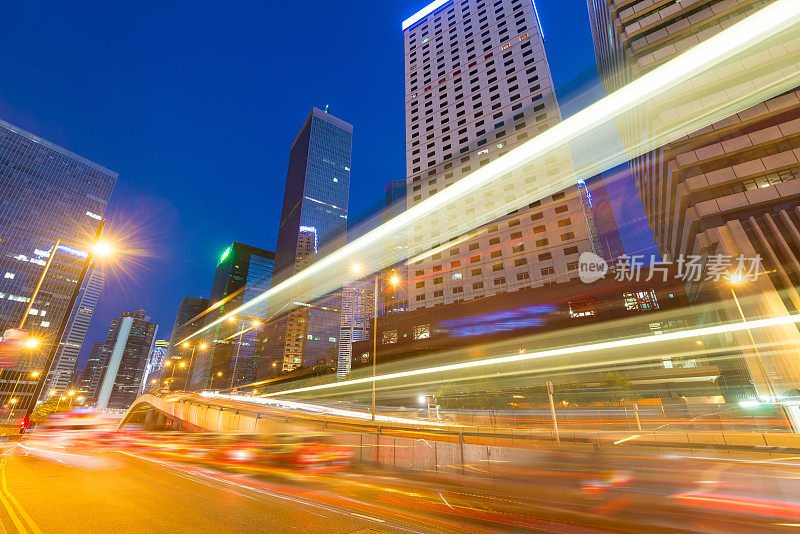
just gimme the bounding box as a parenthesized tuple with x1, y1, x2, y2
(30, 398, 65, 424)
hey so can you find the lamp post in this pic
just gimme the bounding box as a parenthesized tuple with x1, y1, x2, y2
(352, 265, 400, 421)
(24, 224, 110, 421)
(181, 342, 208, 391)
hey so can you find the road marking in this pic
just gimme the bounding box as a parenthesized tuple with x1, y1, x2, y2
(350, 512, 385, 523)
(1, 458, 42, 534)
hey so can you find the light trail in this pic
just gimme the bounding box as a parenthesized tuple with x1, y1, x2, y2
(200, 392, 455, 426)
(258, 314, 800, 397)
(181, 0, 800, 345)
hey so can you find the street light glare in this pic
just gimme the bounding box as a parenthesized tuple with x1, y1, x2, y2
(30, 371, 40, 378)
(390, 274, 401, 287)
(200, 343, 208, 350)
(182, 342, 190, 349)
(93, 241, 112, 256)
(352, 263, 362, 274)
(24, 338, 40, 349)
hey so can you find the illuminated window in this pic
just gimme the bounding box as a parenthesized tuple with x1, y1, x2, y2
(569, 299, 597, 318)
(41, 321, 50, 328)
(413, 324, 431, 340)
(452, 273, 462, 280)
(3, 273, 14, 279)
(623, 290, 659, 311)
(382, 330, 398, 344)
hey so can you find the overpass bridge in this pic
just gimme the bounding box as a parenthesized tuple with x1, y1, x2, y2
(120, 392, 800, 476)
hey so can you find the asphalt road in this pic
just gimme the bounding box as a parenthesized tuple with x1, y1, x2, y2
(3, 438, 800, 533)
(0, 443, 408, 534)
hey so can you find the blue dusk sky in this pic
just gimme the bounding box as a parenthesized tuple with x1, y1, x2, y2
(0, 0, 656, 366)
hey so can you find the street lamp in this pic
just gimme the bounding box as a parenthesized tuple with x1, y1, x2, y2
(352, 264, 401, 421)
(181, 343, 208, 391)
(24, 224, 110, 421)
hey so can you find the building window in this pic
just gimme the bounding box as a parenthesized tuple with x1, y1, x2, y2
(382, 330, 398, 344)
(413, 324, 431, 340)
(452, 273, 463, 280)
(623, 290, 659, 311)
(569, 299, 597, 318)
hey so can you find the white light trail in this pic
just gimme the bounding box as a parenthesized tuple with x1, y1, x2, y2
(181, 0, 800, 346)
(262, 314, 800, 397)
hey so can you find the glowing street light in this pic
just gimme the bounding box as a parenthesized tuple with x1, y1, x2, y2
(24, 337, 41, 349)
(30, 371, 39, 378)
(92, 242, 113, 256)
(9, 399, 17, 405)
(351, 264, 402, 420)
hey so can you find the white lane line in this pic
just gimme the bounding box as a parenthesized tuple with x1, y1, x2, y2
(350, 512, 385, 523)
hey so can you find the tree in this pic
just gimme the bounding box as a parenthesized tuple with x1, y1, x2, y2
(30, 398, 64, 424)
(599, 372, 637, 404)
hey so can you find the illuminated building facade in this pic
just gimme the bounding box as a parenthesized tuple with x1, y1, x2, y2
(95, 309, 158, 410)
(79, 341, 105, 402)
(402, 0, 602, 311)
(142, 339, 169, 391)
(191, 243, 274, 390)
(588, 0, 800, 398)
(44, 269, 106, 395)
(268, 108, 352, 372)
(337, 280, 375, 379)
(0, 118, 116, 411)
(353, 271, 729, 399)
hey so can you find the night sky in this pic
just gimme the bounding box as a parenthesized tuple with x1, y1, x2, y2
(0, 1, 656, 367)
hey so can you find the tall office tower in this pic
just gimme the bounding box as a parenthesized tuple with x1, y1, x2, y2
(402, 0, 598, 311)
(587, 0, 800, 398)
(337, 281, 375, 379)
(191, 243, 274, 390)
(0, 118, 116, 411)
(79, 341, 106, 403)
(165, 296, 209, 362)
(142, 339, 169, 392)
(95, 309, 158, 410)
(44, 269, 106, 396)
(382, 181, 409, 315)
(582, 173, 625, 263)
(269, 108, 352, 372)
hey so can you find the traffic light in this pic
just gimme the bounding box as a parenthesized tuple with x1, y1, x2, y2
(20, 416, 29, 429)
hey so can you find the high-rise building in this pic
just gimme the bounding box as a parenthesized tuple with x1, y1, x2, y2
(79, 341, 106, 403)
(165, 296, 209, 360)
(382, 181, 409, 315)
(268, 108, 353, 372)
(44, 269, 106, 396)
(0, 118, 116, 411)
(402, 0, 604, 311)
(95, 309, 158, 410)
(191, 243, 274, 390)
(587, 0, 800, 399)
(337, 281, 375, 379)
(142, 339, 169, 392)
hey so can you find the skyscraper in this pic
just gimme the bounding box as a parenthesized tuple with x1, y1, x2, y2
(78, 341, 106, 403)
(382, 180, 409, 315)
(0, 118, 116, 411)
(268, 108, 353, 372)
(44, 269, 106, 396)
(337, 280, 375, 379)
(142, 339, 169, 392)
(402, 0, 603, 311)
(191, 243, 274, 390)
(95, 309, 158, 410)
(587, 0, 800, 398)
(165, 296, 209, 361)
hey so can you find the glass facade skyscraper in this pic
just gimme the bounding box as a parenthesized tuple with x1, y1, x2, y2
(191, 243, 274, 390)
(268, 108, 353, 373)
(0, 118, 117, 412)
(95, 309, 158, 410)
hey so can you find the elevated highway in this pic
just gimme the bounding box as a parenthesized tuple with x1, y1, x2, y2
(121, 392, 800, 477)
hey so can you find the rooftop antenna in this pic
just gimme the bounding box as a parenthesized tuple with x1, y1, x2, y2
(324, 104, 329, 114)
